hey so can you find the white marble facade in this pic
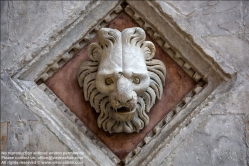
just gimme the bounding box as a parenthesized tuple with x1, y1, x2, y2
(1, 1, 248, 166)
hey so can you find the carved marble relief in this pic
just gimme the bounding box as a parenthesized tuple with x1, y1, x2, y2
(77, 27, 166, 133)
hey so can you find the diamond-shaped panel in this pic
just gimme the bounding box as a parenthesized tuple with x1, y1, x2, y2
(45, 12, 197, 159)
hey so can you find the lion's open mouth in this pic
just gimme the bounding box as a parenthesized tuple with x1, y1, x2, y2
(116, 106, 131, 113)
(113, 106, 136, 121)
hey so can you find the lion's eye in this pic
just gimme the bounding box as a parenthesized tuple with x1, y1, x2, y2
(105, 78, 113, 85)
(133, 77, 140, 84)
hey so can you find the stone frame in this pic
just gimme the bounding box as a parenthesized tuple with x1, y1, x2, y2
(10, 1, 236, 165)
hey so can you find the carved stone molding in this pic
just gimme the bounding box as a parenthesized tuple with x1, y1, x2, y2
(10, 1, 236, 165)
(44, 12, 197, 159)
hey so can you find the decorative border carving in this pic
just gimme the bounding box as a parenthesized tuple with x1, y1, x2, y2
(35, 4, 123, 85)
(121, 85, 205, 164)
(37, 82, 204, 164)
(10, 0, 235, 165)
(37, 83, 120, 164)
(124, 5, 204, 84)
(34, 2, 207, 162)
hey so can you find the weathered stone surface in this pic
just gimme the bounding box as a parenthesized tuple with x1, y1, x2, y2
(213, 77, 249, 114)
(1, 122, 8, 153)
(1, 81, 37, 122)
(157, 1, 249, 165)
(167, 1, 246, 36)
(1, 1, 90, 75)
(246, 113, 249, 166)
(162, 115, 247, 166)
(6, 120, 77, 165)
(203, 36, 249, 76)
(1, 81, 75, 164)
(165, 1, 249, 77)
(1, 1, 248, 165)
(7, 120, 71, 153)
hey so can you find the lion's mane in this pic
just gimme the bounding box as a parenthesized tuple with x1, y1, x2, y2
(77, 58, 166, 133)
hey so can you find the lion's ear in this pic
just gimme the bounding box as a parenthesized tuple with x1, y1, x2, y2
(88, 43, 102, 61)
(142, 41, 155, 60)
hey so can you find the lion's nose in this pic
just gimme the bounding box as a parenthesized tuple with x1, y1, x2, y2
(116, 76, 132, 98)
(109, 75, 136, 108)
(110, 92, 134, 109)
(116, 96, 133, 105)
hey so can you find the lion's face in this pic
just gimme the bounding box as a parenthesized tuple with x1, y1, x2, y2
(78, 27, 166, 133)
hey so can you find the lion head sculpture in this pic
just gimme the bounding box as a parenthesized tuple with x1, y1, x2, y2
(77, 27, 166, 133)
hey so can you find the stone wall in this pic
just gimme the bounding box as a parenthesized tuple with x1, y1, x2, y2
(1, 1, 248, 166)
(159, 1, 249, 165)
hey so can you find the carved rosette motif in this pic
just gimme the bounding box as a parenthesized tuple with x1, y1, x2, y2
(77, 27, 166, 133)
